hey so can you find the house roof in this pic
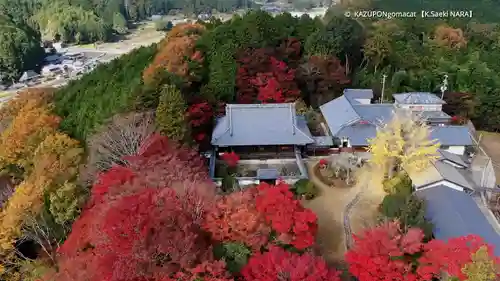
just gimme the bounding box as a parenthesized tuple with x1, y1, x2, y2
(416, 186, 500, 256)
(319, 96, 394, 136)
(408, 158, 474, 190)
(393, 92, 446, 105)
(319, 96, 360, 135)
(211, 103, 314, 146)
(438, 149, 468, 168)
(344, 89, 374, 104)
(417, 111, 451, 120)
(19, 70, 39, 82)
(430, 126, 473, 146)
(336, 124, 377, 146)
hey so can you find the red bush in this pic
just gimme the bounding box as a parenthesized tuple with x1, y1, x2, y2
(204, 188, 271, 250)
(241, 246, 341, 281)
(187, 102, 213, 128)
(221, 152, 240, 167)
(255, 182, 318, 249)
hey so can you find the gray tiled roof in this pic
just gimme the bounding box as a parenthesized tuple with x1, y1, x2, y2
(393, 92, 446, 104)
(354, 104, 394, 124)
(433, 160, 473, 190)
(438, 149, 468, 168)
(344, 89, 374, 104)
(211, 103, 314, 146)
(319, 96, 360, 135)
(418, 111, 451, 120)
(430, 126, 473, 146)
(336, 124, 377, 146)
(416, 186, 500, 256)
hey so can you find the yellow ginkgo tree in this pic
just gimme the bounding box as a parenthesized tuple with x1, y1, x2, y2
(367, 108, 440, 179)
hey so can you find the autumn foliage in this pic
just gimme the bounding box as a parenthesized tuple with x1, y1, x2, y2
(204, 188, 271, 250)
(346, 221, 500, 281)
(297, 56, 350, 106)
(242, 246, 341, 281)
(255, 182, 318, 250)
(143, 23, 205, 84)
(433, 24, 468, 49)
(53, 134, 217, 281)
(236, 48, 300, 104)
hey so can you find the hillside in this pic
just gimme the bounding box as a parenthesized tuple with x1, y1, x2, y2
(1, 1, 500, 280)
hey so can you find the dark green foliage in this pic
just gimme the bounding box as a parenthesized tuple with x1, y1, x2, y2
(197, 10, 322, 103)
(213, 242, 251, 274)
(380, 193, 434, 240)
(0, 19, 44, 81)
(136, 69, 184, 110)
(54, 45, 157, 142)
(155, 84, 190, 142)
(292, 179, 319, 200)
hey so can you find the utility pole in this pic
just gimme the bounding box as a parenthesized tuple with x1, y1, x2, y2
(380, 74, 387, 103)
(440, 74, 448, 100)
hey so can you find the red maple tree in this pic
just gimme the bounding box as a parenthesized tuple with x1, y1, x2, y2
(204, 188, 271, 251)
(236, 48, 300, 104)
(241, 245, 341, 281)
(55, 188, 214, 281)
(53, 135, 216, 281)
(165, 260, 234, 281)
(255, 182, 318, 250)
(345, 221, 437, 281)
(296, 55, 350, 107)
(419, 235, 500, 281)
(187, 102, 213, 128)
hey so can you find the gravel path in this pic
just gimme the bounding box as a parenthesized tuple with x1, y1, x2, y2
(343, 180, 369, 249)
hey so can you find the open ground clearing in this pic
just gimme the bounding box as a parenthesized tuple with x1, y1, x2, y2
(302, 160, 362, 263)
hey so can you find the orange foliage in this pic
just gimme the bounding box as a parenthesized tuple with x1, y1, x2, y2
(0, 87, 55, 131)
(143, 23, 205, 84)
(0, 133, 83, 256)
(433, 24, 467, 49)
(0, 103, 60, 169)
(204, 188, 271, 250)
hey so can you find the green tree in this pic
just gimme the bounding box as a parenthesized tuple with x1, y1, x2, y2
(155, 84, 190, 142)
(48, 181, 87, 226)
(380, 193, 433, 239)
(0, 20, 44, 81)
(112, 12, 128, 34)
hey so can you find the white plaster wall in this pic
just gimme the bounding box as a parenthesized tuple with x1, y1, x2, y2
(416, 180, 464, 192)
(396, 103, 442, 111)
(354, 98, 371, 105)
(442, 146, 465, 155)
(237, 159, 297, 164)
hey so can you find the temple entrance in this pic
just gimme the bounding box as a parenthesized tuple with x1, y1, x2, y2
(260, 179, 276, 185)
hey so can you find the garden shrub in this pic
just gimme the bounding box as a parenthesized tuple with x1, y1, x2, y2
(292, 179, 319, 200)
(213, 242, 252, 274)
